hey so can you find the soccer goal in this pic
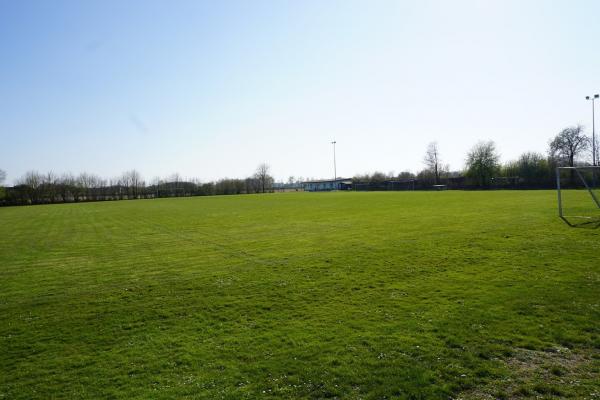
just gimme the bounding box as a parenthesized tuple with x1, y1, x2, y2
(556, 166, 600, 224)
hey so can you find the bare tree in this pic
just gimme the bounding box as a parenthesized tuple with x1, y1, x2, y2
(16, 171, 43, 203)
(130, 170, 143, 198)
(108, 177, 122, 199)
(254, 163, 273, 193)
(59, 173, 76, 202)
(169, 173, 181, 183)
(78, 173, 102, 201)
(119, 170, 144, 198)
(244, 177, 259, 194)
(424, 142, 442, 185)
(150, 176, 161, 197)
(22, 171, 42, 189)
(119, 172, 131, 198)
(466, 141, 500, 187)
(549, 125, 590, 167)
(42, 171, 59, 202)
(169, 172, 181, 196)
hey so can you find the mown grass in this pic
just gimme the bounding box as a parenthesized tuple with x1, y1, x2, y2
(0, 191, 598, 399)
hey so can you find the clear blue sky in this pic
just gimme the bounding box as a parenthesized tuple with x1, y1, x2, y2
(1, 0, 599, 184)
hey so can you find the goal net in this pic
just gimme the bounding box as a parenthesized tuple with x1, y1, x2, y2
(556, 166, 600, 225)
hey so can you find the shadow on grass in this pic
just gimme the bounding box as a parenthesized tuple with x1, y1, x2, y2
(560, 216, 600, 229)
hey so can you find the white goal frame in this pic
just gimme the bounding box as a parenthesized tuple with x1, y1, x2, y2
(556, 166, 600, 219)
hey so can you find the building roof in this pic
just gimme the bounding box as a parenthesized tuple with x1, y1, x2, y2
(301, 178, 351, 184)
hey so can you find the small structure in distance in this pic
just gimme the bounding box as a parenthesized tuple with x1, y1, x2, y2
(302, 178, 352, 192)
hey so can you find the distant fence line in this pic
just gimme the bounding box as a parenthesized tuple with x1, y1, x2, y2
(2, 174, 595, 207)
(347, 176, 560, 191)
(0, 179, 274, 207)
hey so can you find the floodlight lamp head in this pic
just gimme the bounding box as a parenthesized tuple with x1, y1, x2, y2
(586, 96, 590, 100)
(595, 94, 599, 98)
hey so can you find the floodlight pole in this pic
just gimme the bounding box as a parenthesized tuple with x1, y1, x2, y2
(586, 94, 599, 166)
(331, 140, 337, 187)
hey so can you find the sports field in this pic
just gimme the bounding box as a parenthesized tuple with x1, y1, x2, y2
(1, 191, 598, 399)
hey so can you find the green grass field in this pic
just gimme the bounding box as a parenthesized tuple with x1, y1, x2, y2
(1, 191, 598, 399)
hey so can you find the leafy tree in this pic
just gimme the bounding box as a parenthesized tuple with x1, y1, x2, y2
(502, 152, 553, 188)
(466, 141, 500, 187)
(397, 171, 415, 180)
(352, 172, 390, 183)
(369, 171, 388, 182)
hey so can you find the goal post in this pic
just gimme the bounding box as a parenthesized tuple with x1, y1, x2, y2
(556, 166, 600, 221)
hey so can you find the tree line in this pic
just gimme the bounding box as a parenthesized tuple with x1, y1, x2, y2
(0, 164, 274, 206)
(353, 124, 596, 190)
(0, 124, 597, 205)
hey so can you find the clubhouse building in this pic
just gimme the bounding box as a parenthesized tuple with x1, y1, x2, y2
(302, 178, 352, 192)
